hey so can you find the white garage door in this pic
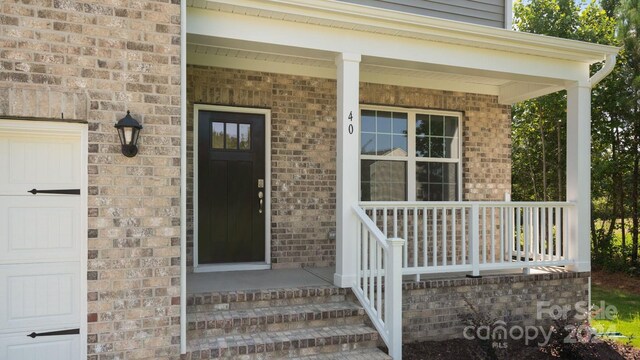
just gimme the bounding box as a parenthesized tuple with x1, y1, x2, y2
(0, 121, 86, 360)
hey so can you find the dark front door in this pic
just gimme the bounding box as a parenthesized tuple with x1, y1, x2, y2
(198, 110, 266, 264)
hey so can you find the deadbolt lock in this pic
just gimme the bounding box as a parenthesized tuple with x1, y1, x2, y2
(258, 179, 264, 188)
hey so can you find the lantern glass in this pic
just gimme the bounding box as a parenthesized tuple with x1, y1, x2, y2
(115, 111, 142, 157)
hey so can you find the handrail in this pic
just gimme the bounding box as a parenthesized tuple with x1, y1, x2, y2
(353, 205, 389, 251)
(352, 204, 403, 359)
(361, 201, 575, 207)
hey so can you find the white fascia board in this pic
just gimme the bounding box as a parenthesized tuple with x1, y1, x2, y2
(188, 8, 591, 82)
(196, 0, 619, 63)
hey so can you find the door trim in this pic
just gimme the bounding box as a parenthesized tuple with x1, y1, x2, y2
(0, 119, 87, 359)
(192, 105, 271, 272)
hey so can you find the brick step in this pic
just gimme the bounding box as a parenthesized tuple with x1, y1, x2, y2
(188, 301, 365, 338)
(185, 324, 381, 359)
(296, 347, 392, 359)
(187, 286, 348, 313)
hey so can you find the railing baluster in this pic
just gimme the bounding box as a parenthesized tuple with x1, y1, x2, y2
(357, 222, 362, 287)
(555, 206, 561, 261)
(507, 206, 512, 262)
(499, 206, 504, 263)
(563, 206, 568, 259)
(546, 206, 552, 261)
(376, 241, 382, 316)
(369, 234, 375, 309)
(422, 206, 427, 268)
(413, 208, 418, 270)
(531, 207, 540, 262)
(373, 207, 377, 233)
(470, 204, 480, 277)
(393, 207, 398, 238)
(491, 206, 495, 264)
(462, 207, 466, 265)
(384, 207, 388, 238)
(516, 207, 521, 262)
(363, 229, 368, 302)
(524, 207, 530, 265)
(482, 207, 486, 264)
(432, 208, 437, 267)
(442, 208, 447, 266)
(403, 207, 408, 268)
(452, 207, 457, 266)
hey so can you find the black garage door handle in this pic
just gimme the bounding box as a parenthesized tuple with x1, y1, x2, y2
(28, 189, 80, 195)
(27, 328, 79, 338)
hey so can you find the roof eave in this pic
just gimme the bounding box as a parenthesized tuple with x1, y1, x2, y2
(201, 0, 620, 64)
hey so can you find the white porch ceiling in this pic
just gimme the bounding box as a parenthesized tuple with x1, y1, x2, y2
(187, 41, 541, 100)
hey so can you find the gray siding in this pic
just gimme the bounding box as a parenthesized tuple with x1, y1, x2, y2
(339, 0, 505, 28)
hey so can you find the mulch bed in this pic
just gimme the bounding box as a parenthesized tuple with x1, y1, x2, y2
(398, 338, 640, 359)
(592, 270, 640, 296)
(395, 271, 640, 359)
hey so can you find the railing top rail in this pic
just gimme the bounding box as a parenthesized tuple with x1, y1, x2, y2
(352, 205, 389, 251)
(360, 201, 575, 207)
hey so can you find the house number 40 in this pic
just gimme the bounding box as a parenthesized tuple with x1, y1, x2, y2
(348, 111, 354, 134)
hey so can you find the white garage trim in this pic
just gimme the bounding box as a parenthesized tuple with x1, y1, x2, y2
(0, 119, 87, 360)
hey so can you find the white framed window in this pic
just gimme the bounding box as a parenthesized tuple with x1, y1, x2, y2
(359, 106, 462, 201)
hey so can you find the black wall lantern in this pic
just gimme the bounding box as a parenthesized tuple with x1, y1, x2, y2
(115, 111, 142, 157)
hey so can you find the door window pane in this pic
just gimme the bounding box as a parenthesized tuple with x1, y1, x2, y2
(212, 122, 224, 149)
(239, 124, 251, 150)
(361, 160, 407, 201)
(225, 123, 238, 149)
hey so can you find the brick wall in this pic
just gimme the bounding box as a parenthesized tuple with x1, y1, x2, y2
(401, 272, 590, 342)
(0, 1, 181, 359)
(186, 66, 511, 269)
(187, 66, 338, 270)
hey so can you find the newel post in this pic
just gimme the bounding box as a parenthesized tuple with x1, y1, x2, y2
(470, 204, 480, 277)
(386, 238, 404, 359)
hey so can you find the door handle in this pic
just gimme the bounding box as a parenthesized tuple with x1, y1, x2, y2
(258, 191, 264, 214)
(27, 328, 79, 338)
(28, 188, 80, 195)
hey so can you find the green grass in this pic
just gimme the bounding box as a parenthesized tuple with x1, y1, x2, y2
(591, 284, 640, 347)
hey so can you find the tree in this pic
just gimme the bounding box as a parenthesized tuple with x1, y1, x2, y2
(512, 0, 640, 266)
(616, 0, 640, 264)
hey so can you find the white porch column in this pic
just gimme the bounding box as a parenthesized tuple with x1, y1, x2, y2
(566, 82, 591, 272)
(334, 52, 361, 287)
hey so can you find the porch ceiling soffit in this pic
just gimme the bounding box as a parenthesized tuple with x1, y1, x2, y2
(186, 0, 618, 104)
(187, 42, 511, 96)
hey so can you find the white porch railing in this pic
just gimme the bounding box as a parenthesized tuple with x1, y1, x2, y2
(351, 201, 574, 359)
(352, 205, 404, 359)
(360, 201, 573, 278)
